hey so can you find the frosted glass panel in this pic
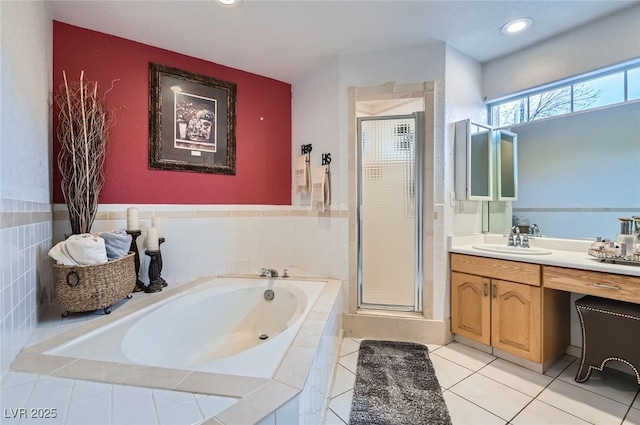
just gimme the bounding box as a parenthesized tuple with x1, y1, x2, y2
(359, 118, 415, 307)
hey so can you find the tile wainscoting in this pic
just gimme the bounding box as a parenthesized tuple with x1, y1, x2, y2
(0, 199, 53, 378)
(52, 204, 348, 291)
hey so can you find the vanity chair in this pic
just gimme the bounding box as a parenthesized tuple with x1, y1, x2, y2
(574, 295, 640, 384)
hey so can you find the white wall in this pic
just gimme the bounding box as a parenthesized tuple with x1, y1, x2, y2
(339, 43, 447, 204)
(0, 1, 52, 203)
(512, 101, 640, 240)
(442, 46, 486, 320)
(0, 0, 53, 379)
(446, 45, 487, 237)
(291, 58, 341, 207)
(483, 4, 640, 101)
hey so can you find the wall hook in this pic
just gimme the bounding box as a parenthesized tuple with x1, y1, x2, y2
(301, 144, 312, 162)
(322, 153, 331, 173)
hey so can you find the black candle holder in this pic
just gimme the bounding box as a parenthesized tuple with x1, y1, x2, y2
(145, 250, 163, 293)
(126, 230, 145, 292)
(158, 237, 167, 287)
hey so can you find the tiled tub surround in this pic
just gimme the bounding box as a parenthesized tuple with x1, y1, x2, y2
(9, 273, 343, 424)
(52, 204, 348, 287)
(0, 199, 53, 379)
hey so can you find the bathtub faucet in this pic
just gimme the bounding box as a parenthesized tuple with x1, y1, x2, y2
(260, 268, 279, 278)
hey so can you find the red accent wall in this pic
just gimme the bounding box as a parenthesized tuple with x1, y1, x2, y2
(53, 22, 291, 205)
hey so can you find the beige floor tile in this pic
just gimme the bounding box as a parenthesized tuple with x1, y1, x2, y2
(339, 351, 359, 375)
(433, 342, 496, 371)
(511, 399, 591, 425)
(449, 373, 533, 421)
(329, 389, 353, 424)
(544, 358, 573, 378)
(1, 372, 40, 388)
(31, 376, 74, 396)
(430, 354, 473, 389)
(427, 344, 441, 353)
(339, 338, 361, 357)
(442, 390, 506, 425)
(557, 362, 639, 405)
(1, 381, 37, 404)
(112, 395, 159, 425)
(633, 393, 640, 410)
(537, 379, 629, 425)
(324, 408, 347, 425)
(478, 358, 553, 397)
(331, 365, 356, 398)
(624, 407, 640, 425)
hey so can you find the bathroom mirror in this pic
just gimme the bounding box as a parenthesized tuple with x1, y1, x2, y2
(486, 101, 640, 239)
(455, 120, 495, 201)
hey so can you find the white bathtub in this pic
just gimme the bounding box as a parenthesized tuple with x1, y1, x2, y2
(48, 278, 325, 378)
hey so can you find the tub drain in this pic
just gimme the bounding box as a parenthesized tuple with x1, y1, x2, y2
(259, 334, 269, 340)
(264, 289, 275, 301)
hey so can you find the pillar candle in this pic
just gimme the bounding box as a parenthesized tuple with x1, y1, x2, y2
(151, 216, 163, 238)
(147, 227, 159, 251)
(126, 207, 139, 231)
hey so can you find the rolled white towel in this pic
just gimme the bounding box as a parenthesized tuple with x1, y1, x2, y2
(99, 230, 132, 260)
(65, 234, 108, 265)
(48, 241, 79, 266)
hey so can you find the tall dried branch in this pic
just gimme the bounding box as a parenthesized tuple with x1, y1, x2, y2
(54, 71, 116, 234)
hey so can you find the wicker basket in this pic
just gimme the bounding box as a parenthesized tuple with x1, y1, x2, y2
(54, 252, 136, 315)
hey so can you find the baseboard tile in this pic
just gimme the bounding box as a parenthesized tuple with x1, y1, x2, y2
(453, 334, 492, 355)
(343, 313, 449, 345)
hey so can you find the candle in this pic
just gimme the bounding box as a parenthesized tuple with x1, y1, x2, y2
(147, 227, 159, 251)
(151, 216, 163, 238)
(126, 207, 139, 231)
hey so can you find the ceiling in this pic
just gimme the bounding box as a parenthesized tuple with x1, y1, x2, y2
(49, 0, 639, 84)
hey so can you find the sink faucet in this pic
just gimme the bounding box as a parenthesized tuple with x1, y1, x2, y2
(260, 268, 278, 278)
(508, 226, 522, 247)
(530, 224, 541, 237)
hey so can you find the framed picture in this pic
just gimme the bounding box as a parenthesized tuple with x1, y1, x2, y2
(149, 63, 237, 174)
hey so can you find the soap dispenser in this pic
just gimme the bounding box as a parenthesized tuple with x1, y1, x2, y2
(618, 218, 636, 259)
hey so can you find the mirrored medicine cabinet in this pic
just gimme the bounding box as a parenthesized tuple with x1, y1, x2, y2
(455, 119, 518, 202)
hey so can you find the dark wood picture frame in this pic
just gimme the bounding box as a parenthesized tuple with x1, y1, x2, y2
(149, 63, 237, 174)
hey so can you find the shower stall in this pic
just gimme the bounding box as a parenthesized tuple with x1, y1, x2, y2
(356, 112, 425, 312)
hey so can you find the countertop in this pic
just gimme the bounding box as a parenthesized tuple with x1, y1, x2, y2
(449, 234, 640, 278)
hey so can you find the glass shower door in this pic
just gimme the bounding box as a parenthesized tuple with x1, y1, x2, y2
(357, 113, 424, 312)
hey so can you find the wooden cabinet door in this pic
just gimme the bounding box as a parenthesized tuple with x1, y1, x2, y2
(451, 272, 491, 345)
(491, 279, 541, 362)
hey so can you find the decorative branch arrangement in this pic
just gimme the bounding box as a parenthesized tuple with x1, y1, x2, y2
(54, 71, 115, 234)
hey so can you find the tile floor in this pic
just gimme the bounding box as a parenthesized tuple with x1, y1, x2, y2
(4, 300, 640, 425)
(325, 338, 640, 425)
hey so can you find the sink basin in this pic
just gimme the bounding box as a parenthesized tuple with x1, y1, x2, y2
(471, 244, 552, 255)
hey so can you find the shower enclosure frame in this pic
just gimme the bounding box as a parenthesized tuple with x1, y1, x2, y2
(356, 112, 425, 312)
(347, 81, 436, 323)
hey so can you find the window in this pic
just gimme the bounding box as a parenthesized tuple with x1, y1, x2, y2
(489, 62, 640, 127)
(629, 67, 640, 101)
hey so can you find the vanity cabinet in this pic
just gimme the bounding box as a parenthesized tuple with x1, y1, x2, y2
(454, 119, 518, 201)
(450, 254, 567, 366)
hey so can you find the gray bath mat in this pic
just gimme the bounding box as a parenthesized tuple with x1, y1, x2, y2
(349, 340, 452, 425)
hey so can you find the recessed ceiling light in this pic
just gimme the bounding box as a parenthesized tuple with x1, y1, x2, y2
(501, 18, 534, 35)
(218, 0, 241, 6)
